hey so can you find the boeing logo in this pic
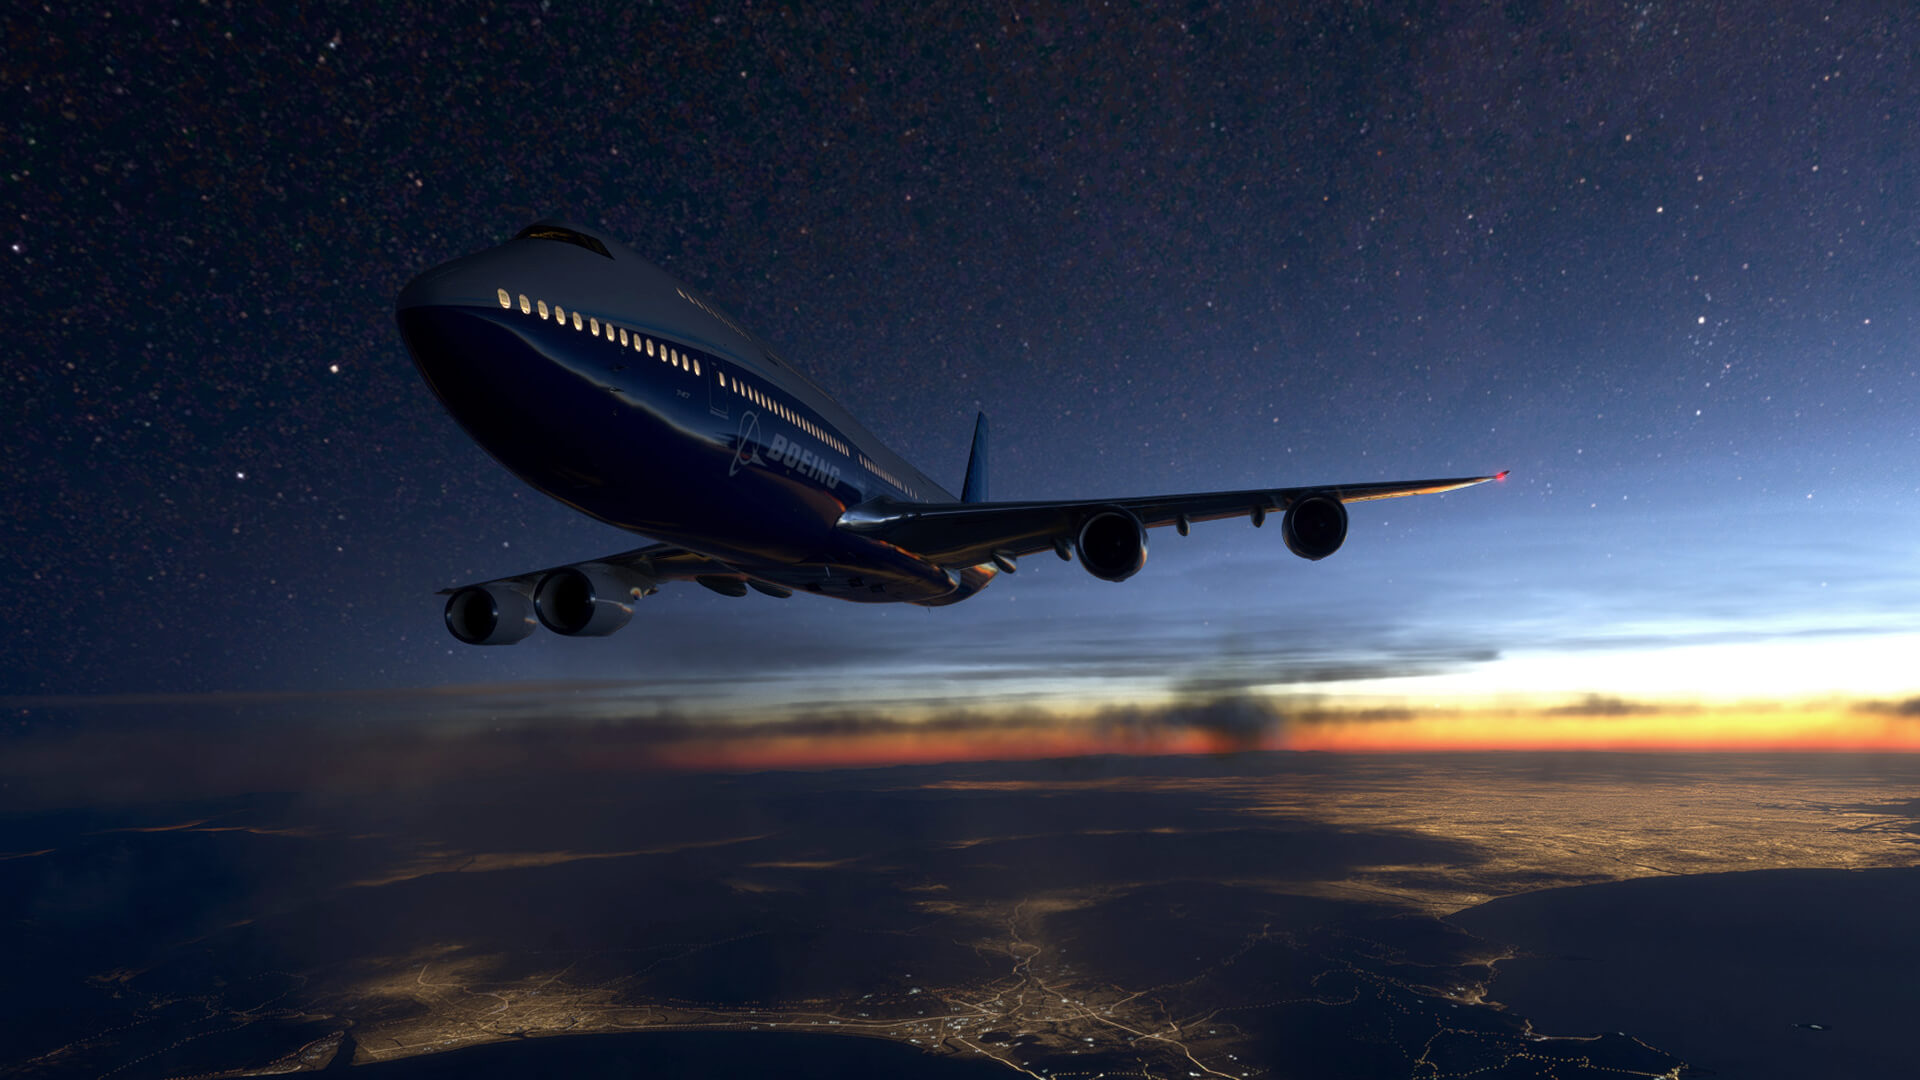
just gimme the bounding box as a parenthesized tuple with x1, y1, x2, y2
(728, 411, 841, 488)
(763, 432, 843, 490)
(729, 411, 765, 477)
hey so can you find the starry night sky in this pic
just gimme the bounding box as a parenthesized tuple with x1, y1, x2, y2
(6, 3, 1917, 721)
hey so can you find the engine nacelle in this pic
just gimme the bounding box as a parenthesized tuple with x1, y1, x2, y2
(444, 583, 537, 645)
(1282, 493, 1348, 561)
(534, 563, 641, 636)
(1075, 508, 1149, 582)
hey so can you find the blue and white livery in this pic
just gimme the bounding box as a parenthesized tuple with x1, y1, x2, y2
(397, 220, 1503, 644)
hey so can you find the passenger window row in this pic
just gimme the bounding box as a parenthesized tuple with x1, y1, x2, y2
(499, 288, 699, 376)
(720, 370, 848, 458)
(676, 286, 754, 347)
(495, 287, 875, 484)
(856, 452, 918, 500)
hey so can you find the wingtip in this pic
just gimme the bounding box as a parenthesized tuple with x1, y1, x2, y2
(1494, 469, 1510, 481)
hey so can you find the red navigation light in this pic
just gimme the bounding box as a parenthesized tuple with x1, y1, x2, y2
(1494, 470, 1510, 481)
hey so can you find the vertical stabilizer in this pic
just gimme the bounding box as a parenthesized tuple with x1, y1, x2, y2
(961, 412, 989, 503)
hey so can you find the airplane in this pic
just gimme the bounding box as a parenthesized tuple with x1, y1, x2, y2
(396, 220, 1504, 645)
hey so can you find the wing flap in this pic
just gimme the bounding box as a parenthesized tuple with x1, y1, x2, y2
(838, 473, 1503, 568)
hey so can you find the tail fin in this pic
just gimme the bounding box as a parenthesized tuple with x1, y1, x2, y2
(961, 412, 989, 503)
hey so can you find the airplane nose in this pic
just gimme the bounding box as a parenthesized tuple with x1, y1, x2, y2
(397, 288, 533, 463)
(396, 266, 453, 312)
(395, 252, 521, 406)
(396, 252, 509, 313)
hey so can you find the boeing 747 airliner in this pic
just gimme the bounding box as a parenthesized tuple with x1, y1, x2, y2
(397, 220, 1503, 645)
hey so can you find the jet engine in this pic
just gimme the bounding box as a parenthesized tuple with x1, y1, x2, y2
(534, 563, 642, 636)
(1075, 508, 1149, 582)
(1281, 493, 1348, 561)
(443, 583, 537, 645)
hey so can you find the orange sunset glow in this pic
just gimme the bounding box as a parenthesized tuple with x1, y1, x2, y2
(636, 695, 1920, 773)
(1280, 700, 1920, 753)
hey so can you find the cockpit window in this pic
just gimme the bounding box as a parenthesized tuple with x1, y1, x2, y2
(514, 224, 612, 260)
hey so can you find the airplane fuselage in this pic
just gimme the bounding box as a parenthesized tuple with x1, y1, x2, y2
(397, 221, 990, 605)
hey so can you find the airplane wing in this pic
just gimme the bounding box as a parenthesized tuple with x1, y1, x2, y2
(837, 472, 1505, 569)
(438, 542, 789, 643)
(437, 542, 751, 597)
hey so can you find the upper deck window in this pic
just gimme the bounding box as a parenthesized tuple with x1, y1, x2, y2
(514, 224, 613, 260)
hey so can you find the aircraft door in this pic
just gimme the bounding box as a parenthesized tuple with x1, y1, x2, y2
(709, 362, 729, 419)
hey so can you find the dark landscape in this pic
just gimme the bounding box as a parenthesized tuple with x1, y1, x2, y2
(6, 750, 1919, 1078)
